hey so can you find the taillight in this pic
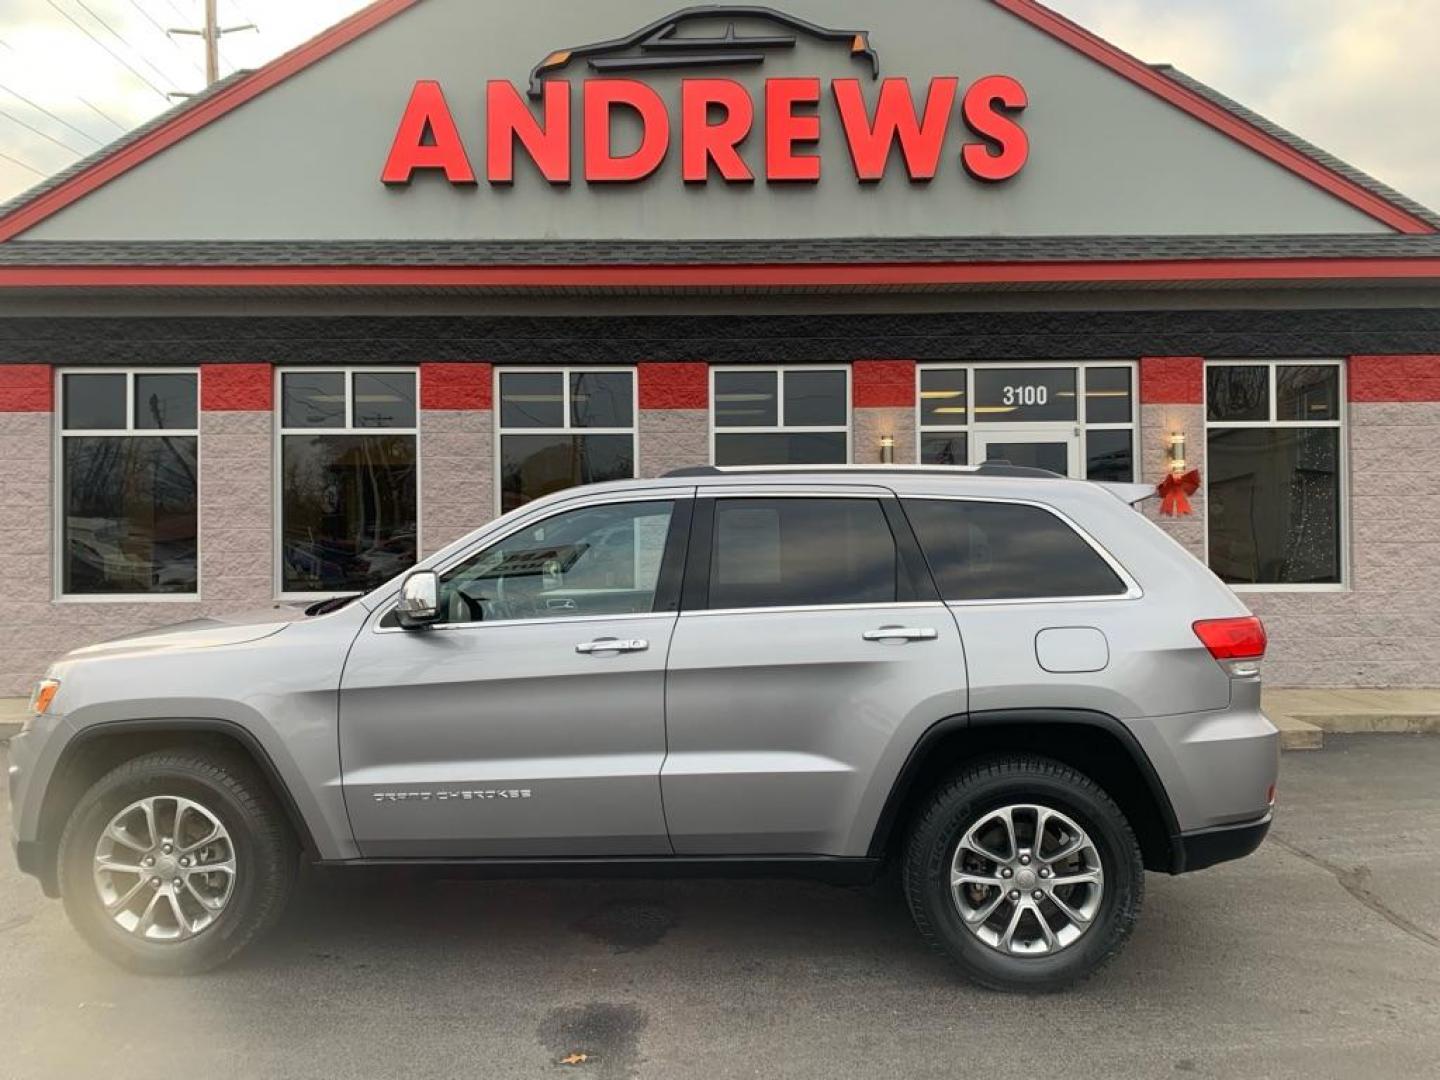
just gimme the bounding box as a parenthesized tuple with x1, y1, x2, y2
(1193, 616, 1267, 677)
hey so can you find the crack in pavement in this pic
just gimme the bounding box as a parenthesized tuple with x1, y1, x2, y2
(1270, 834, 1440, 951)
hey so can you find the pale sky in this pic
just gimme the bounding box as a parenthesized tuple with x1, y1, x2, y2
(1, 0, 1437, 217)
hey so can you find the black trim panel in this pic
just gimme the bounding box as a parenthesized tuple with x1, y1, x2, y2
(2, 307, 1438, 365)
(316, 854, 881, 884)
(1175, 815, 1271, 874)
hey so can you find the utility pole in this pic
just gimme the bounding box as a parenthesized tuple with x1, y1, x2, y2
(170, 0, 256, 88)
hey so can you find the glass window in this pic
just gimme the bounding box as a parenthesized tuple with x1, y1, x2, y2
(708, 498, 897, 609)
(712, 368, 848, 466)
(279, 369, 418, 594)
(1207, 365, 1269, 422)
(352, 372, 417, 429)
(60, 371, 199, 596)
(920, 433, 968, 467)
(1206, 361, 1344, 587)
(1085, 429, 1134, 483)
(497, 368, 636, 513)
(63, 373, 127, 430)
(1084, 367, 1132, 425)
(918, 365, 1135, 480)
(904, 499, 1127, 601)
(434, 500, 675, 624)
(974, 368, 1077, 423)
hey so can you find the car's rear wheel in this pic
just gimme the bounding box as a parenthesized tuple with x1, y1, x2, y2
(903, 755, 1143, 992)
(58, 748, 296, 975)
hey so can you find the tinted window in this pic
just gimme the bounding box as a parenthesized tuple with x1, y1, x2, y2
(974, 368, 1077, 423)
(714, 431, 847, 466)
(708, 499, 897, 609)
(1085, 367, 1132, 424)
(784, 370, 847, 426)
(1276, 365, 1339, 422)
(920, 368, 968, 425)
(352, 372, 417, 429)
(280, 434, 417, 593)
(920, 433, 968, 466)
(1207, 366, 1269, 422)
(904, 499, 1127, 601)
(63, 373, 126, 430)
(499, 433, 635, 514)
(499, 371, 565, 428)
(436, 501, 674, 624)
(571, 371, 634, 428)
(713, 370, 778, 428)
(1207, 427, 1341, 585)
(134, 373, 198, 430)
(282, 372, 346, 429)
(63, 436, 198, 595)
(1086, 430, 1134, 482)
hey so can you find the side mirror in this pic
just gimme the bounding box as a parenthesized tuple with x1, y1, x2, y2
(395, 570, 440, 629)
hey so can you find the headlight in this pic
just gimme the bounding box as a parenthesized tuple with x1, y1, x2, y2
(24, 678, 60, 732)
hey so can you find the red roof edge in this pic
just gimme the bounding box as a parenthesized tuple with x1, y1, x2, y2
(988, 0, 1437, 235)
(0, 0, 424, 243)
(1, 258, 1438, 290)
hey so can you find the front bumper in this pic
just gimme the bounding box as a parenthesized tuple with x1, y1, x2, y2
(1174, 813, 1272, 874)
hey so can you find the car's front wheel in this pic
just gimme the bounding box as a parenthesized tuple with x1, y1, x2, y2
(57, 748, 297, 975)
(903, 755, 1143, 992)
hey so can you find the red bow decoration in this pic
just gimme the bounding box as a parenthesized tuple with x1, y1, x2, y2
(1158, 469, 1201, 517)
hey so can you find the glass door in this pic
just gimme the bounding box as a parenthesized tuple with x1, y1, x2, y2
(972, 428, 1081, 477)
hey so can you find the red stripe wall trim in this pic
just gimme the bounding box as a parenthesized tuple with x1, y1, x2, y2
(201, 363, 272, 411)
(1139, 357, 1204, 405)
(1349, 356, 1440, 402)
(3, 258, 1440, 290)
(421, 362, 493, 410)
(639, 363, 708, 410)
(853, 360, 917, 408)
(0, 364, 51, 411)
(990, 0, 1435, 235)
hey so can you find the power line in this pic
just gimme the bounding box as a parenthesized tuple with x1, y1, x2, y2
(0, 149, 49, 178)
(126, 0, 206, 77)
(77, 95, 128, 132)
(45, 0, 172, 102)
(0, 106, 89, 156)
(0, 82, 104, 147)
(73, 0, 185, 88)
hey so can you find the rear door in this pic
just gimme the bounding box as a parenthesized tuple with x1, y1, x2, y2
(661, 488, 967, 856)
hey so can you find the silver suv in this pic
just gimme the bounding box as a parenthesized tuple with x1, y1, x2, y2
(8, 465, 1278, 991)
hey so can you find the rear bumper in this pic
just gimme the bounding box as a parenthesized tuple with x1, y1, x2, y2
(1173, 813, 1271, 874)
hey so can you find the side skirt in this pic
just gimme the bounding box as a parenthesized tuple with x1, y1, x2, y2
(313, 855, 883, 885)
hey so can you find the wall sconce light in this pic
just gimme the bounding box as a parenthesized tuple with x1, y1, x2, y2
(879, 434, 895, 464)
(1168, 432, 1187, 475)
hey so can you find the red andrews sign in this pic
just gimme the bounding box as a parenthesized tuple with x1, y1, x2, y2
(381, 74, 1030, 188)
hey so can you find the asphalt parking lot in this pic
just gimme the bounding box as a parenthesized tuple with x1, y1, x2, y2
(2, 734, 1437, 1080)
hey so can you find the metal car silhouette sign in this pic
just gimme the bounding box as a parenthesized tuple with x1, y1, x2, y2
(381, 5, 1029, 187)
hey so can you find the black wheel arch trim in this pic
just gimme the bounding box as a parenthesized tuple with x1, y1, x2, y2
(865, 708, 1185, 868)
(36, 717, 322, 890)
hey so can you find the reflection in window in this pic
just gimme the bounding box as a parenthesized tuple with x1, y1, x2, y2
(436, 501, 673, 624)
(279, 369, 418, 594)
(708, 498, 897, 609)
(60, 371, 199, 595)
(1205, 362, 1344, 587)
(712, 368, 848, 466)
(497, 369, 637, 512)
(904, 499, 1126, 601)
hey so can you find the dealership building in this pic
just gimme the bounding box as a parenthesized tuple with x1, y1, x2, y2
(1, 0, 1438, 696)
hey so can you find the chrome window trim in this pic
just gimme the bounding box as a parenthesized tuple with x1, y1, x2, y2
(900, 493, 1144, 603)
(681, 601, 947, 619)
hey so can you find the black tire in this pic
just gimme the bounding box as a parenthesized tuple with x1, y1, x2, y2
(57, 748, 297, 975)
(903, 755, 1143, 993)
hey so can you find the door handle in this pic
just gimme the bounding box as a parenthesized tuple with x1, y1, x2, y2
(575, 638, 650, 655)
(862, 627, 939, 643)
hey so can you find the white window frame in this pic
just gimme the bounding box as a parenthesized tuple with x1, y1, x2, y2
(915, 361, 1139, 480)
(54, 367, 202, 603)
(274, 366, 421, 601)
(1203, 359, 1348, 594)
(493, 366, 639, 516)
(709, 365, 852, 465)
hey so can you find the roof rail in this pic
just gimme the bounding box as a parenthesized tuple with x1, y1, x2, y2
(660, 462, 1064, 480)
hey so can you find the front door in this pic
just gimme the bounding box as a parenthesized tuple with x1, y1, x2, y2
(340, 496, 689, 858)
(662, 491, 967, 856)
(973, 427, 1081, 477)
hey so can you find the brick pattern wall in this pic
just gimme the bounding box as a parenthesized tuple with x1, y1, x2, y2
(3, 356, 1437, 695)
